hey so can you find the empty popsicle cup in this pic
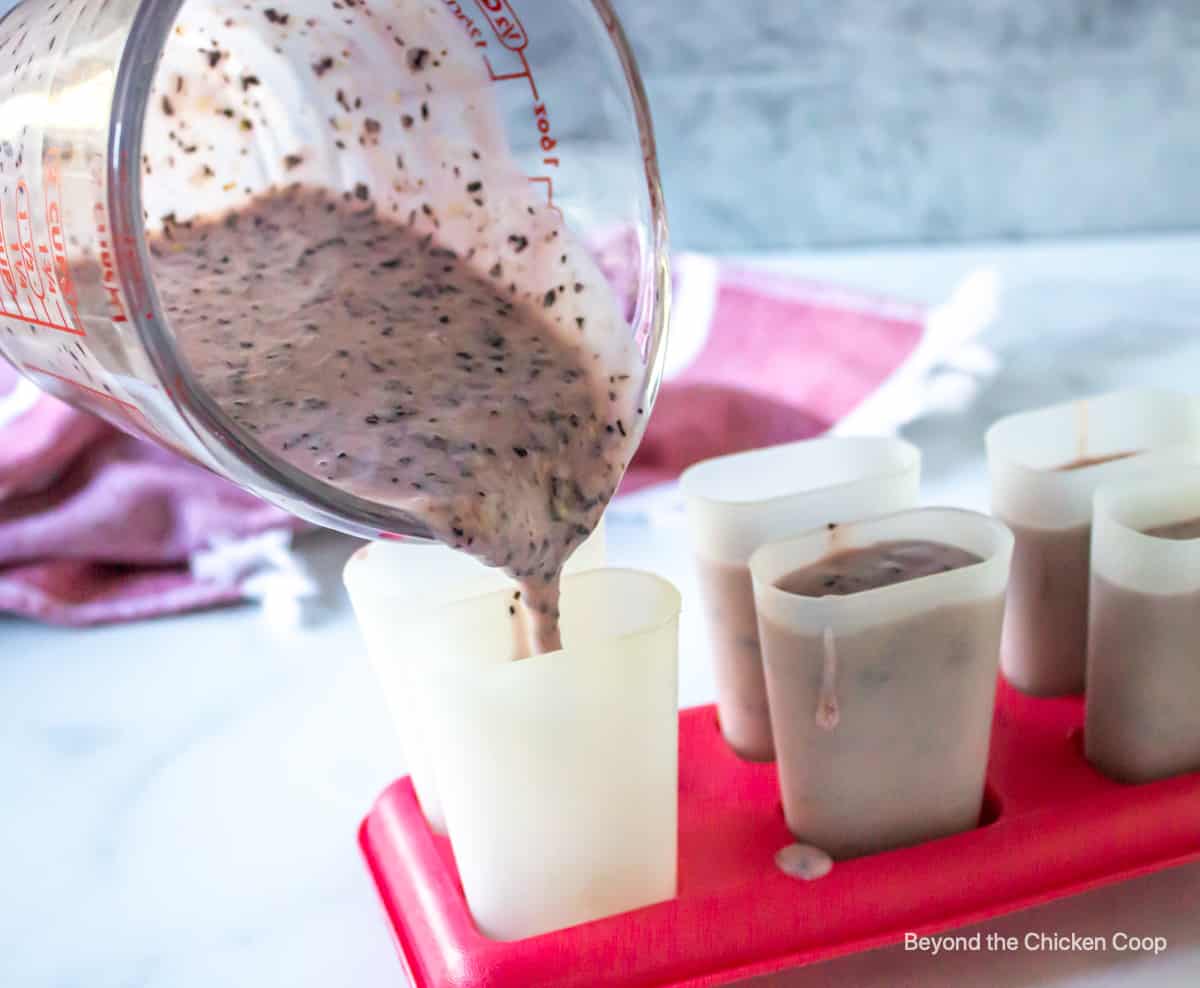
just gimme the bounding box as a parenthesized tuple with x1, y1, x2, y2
(343, 521, 606, 834)
(1086, 468, 1200, 784)
(986, 390, 1200, 696)
(679, 437, 920, 761)
(749, 508, 1013, 859)
(407, 567, 681, 941)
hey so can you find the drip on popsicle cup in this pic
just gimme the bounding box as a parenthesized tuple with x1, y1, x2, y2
(342, 521, 606, 834)
(749, 508, 1013, 859)
(404, 567, 680, 941)
(986, 390, 1200, 696)
(679, 437, 920, 762)
(1087, 468, 1200, 783)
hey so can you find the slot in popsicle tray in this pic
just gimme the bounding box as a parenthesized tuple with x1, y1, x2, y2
(359, 679, 1200, 987)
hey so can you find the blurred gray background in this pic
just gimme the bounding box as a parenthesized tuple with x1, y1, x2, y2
(4, 0, 1195, 251)
(612, 0, 1200, 250)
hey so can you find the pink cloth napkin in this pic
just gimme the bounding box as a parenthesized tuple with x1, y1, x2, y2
(0, 257, 923, 626)
(624, 257, 924, 491)
(0, 361, 296, 626)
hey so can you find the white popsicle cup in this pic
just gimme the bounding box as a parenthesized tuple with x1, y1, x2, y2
(343, 520, 605, 833)
(1087, 467, 1200, 783)
(750, 508, 1012, 859)
(407, 567, 681, 941)
(986, 389, 1200, 696)
(680, 437, 920, 761)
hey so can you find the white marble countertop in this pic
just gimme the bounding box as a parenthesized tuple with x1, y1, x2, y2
(5, 234, 1200, 988)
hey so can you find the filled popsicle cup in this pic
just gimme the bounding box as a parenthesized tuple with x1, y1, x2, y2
(406, 567, 681, 941)
(1087, 468, 1200, 783)
(343, 521, 606, 833)
(986, 390, 1200, 696)
(680, 437, 920, 761)
(750, 507, 1013, 859)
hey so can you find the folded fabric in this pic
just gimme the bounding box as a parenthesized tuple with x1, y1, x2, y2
(0, 363, 301, 626)
(624, 255, 931, 491)
(0, 253, 982, 626)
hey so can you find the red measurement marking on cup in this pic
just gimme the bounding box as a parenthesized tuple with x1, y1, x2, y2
(474, 0, 528, 51)
(531, 101, 560, 169)
(22, 362, 142, 414)
(86, 155, 130, 325)
(0, 192, 18, 315)
(481, 49, 536, 92)
(528, 176, 560, 216)
(92, 203, 128, 324)
(443, 1, 560, 208)
(44, 155, 84, 330)
(441, 1, 489, 47)
(22, 361, 171, 445)
(14, 182, 48, 307)
(0, 175, 85, 333)
(0, 177, 86, 335)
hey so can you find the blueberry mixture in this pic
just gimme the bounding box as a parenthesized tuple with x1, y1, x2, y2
(776, 540, 982, 598)
(150, 184, 639, 652)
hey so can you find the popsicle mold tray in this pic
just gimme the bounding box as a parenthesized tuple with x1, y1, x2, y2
(359, 681, 1200, 988)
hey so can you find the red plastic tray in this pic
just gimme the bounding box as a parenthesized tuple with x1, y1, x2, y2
(359, 679, 1200, 987)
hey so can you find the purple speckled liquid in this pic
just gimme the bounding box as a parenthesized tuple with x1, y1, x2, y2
(149, 186, 637, 651)
(134, 1, 644, 653)
(775, 541, 982, 597)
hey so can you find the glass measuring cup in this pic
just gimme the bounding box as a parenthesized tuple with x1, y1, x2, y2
(0, 0, 669, 539)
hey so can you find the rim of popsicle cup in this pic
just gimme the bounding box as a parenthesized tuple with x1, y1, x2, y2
(1093, 465, 1200, 596)
(679, 435, 921, 509)
(985, 389, 1200, 530)
(748, 507, 1014, 628)
(400, 565, 683, 670)
(342, 517, 607, 605)
(679, 436, 922, 565)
